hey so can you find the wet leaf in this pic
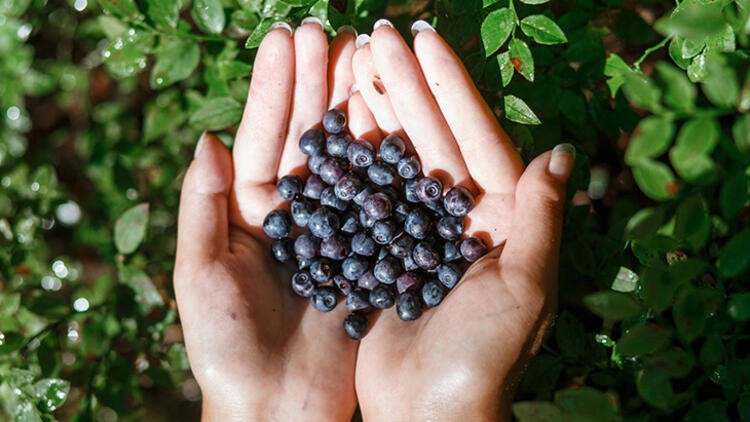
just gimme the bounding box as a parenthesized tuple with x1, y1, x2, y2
(583, 291, 642, 320)
(520, 15, 567, 45)
(150, 37, 200, 89)
(504, 95, 541, 125)
(631, 159, 678, 201)
(192, 0, 225, 34)
(509, 38, 534, 82)
(33, 378, 70, 412)
(114, 203, 149, 255)
(481, 8, 515, 56)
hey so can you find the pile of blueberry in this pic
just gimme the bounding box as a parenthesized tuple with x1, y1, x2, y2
(263, 109, 487, 340)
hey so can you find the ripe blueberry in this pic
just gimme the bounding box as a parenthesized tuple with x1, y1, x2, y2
(271, 238, 294, 262)
(421, 280, 445, 307)
(416, 177, 443, 202)
(334, 274, 353, 295)
(320, 187, 348, 211)
(276, 175, 303, 201)
(320, 234, 349, 260)
(369, 284, 395, 309)
(326, 133, 351, 158)
(291, 271, 315, 297)
(308, 154, 327, 175)
(343, 313, 369, 340)
(347, 139, 376, 167)
(358, 208, 376, 228)
(334, 173, 363, 201)
(346, 289, 372, 312)
(396, 272, 422, 294)
(311, 286, 339, 312)
(396, 291, 422, 321)
(437, 263, 462, 288)
(340, 211, 361, 234)
(310, 258, 335, 282)
(460, 237, 487, 262)
(351, 232, 377, 256)
(373, 255, 402, 284)
(357, 270, 379, 290)
(363, 192, 392, 221)
(303, 174, 326, 200)
(323, 109, 347, 134)
(319, 157, 348, 185)
(291, 197, 316, 227)
(342, 254, 369, 280)
(294, 233, 320, 259)
(436, 216, 464, 241)
(353, 184, 376, 206)
(403, 179, 420, 203)
(441, 240, 462, 262)
(372, 219, 399, 245)
(299, 128, 326, 156)
(404, 209, 431, 239)
(262, 209, 291, 239)
(443, 186, 475, 217)
(387, 234, 415, 259)
(397, 155, 421, 179)
(308, 207, 340, 238)
(412, 241, 440, 270)
(367, 161, 396, 186)
(402, 254, 419, 272)
(380, 134, 406, 164)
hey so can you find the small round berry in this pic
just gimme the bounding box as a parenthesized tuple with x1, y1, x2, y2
(412, 241, 440, 271)
(393, 202, 411, 224)
(437, 263, 462, 288)
(299, 128, 326, 156)
(377, 246, 389, 261)
(326, 133, 351, 157)
(372, 219, 399, 245)
(423, 199, 447, 217)
(380, 134, 406, 164)
(443, 186, 475, 217)
(358, 208, 376, 228)
(308, 208, 340, 238)
(346, 289, 372, 312)
(311, 286, 339, 312)
(373, 255, 402, 284)
(396, 272, 422, 294)
(320, 234, 350, 260)
(308, 154, 327, 175)
(388, 234, 416, 259)
(363, 192, 392, 221)
(320, 187, 348, 211)
(334, 274, 353, 295)
(319, 157, 348, 185)
(397, 155, 421, 179)
(291, 271, 315, 297)
(351, 232, 377, 257)
(404, 209, 431, 239)
(323, 109, 347, 134)
(310, 258, 335, 282)
(342, 254, 369, 281)
(297, 256, 314, 270)
(348, 139, 376, 167)
(369, 284, 395, 309)
(460, 237, 488, 262)
(403, 179, 420, 203)
(335, 173, 363, 201)
(262, 209, 291, 239)
(343, 313, 369, 340)
(421, 280, 445, 307)
(357, 270, 379, 290)
(291, 197, 316, 227)
(303, 174, 326, 200)
(396, 291, 423, 321)
(271, 238, 295, 262)
(294, 233, 320, 259)
(367, 161, 396, 186)
(340, 211, 361, 234)
(276, 175, 303, 200)
(353, 184, 376, 206)
(441, 240, 462, 263)
(416, 177, 443, 202)
(436, 216, 464, 241)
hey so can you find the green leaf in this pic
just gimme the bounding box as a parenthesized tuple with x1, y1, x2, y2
(583, 291, 642, 320)
(702, 57, 740, 108)
(150, 37, 200, 89)
(33, 378, 70, 412)
(625, 116, 674, 165)
(509, 38, 534, 82)
(705, 24, 736, 54)
(655, 62, 696, 111)
(649, 348, 695, 378)
(617, 323, 671, 356)
(554, 387, 618, 422)
(245, 19, 274, 49)
(673, 195, 710, 250)
(504, 95, 541, 125)
(145, 0, 180, 28)
(625, 207, 665, 240)
(192, 0, 225, 34)
(102, 30, 154, 78)
(669, 148, 714, 183)
(687, 53, 706, 82)
(612, 266, 639, 292)
(189, 96, 243, 130)
(717, 229, 750, 278)
(732, 114, 750, 156)
(513, 401, 562, 422)
(637, 365, 675, 410)
(114, 203, 149, 255)
(99, 0, 142, 20)
(481, 8, 516, 56)
(720, 170, 748, 218)
(631, 159, 678, 201)
(622, 71, 661, 111)
(674, 118, 719, 155)
(556, 311, 587, 359)
(728, 293, 750, 321)
(119, 266, 164, 311)
(0, 331, 23, 354)
(604, 53, 630, 95)
(558, 90, 586, 126)
(497, 51, 514, 87)
(673, 287, 721, 342)
(668, 38, 691, 69)
(654, 0, 726, 41)
(520, 15, 567, 45)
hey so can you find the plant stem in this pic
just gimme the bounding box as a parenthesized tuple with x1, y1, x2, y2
(633, 37, 671, 70)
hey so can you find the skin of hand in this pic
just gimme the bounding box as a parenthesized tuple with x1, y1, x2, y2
(346, 20, 576, 421)
(173, 20, 362, 421)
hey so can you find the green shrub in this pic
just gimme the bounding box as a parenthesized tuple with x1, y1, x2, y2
(1, 0, 749, 420)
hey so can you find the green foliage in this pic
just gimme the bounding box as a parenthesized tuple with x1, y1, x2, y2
(1, 0, 749, 420)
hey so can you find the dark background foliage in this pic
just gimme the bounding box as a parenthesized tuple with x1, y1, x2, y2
(1, 0, 749, 420)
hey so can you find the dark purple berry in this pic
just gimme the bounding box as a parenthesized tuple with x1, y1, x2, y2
(397, 155, 421, 179)
(291, 271, 315, 297)
(291, 197, 316, 227)
(416, 177, 443, 202)
(373, 255, 402, 284)
(308, 208, 340, 238)
(369, 284, 395, 309)
(299, 128, 326, 156)
(363, 193, 392, 221)
(334, 274, 353, 295)
(335, 173, 363, 201)
(396, 291, 422, 321)
(353, 184, 376, 206)
(404, 209, 431, 239)
(342, 254, 369, 280)
(388, 234, 415, 258)
(320, 234, 349, 260)
(436, 216, 464, 241)
(396, 272, 422, 294)
(412, 241, 440, 270)
(297, 256, 314, 270)
(393, 202, 411, 224)
(343, 313, 369, 339)
(460, 237, 488, 262)
(320, 187, 348, 211)
(403, 179, 420, 203)
(310, 258, 335, 282)
(437, 263, 462, 288)
(348, 139, 376, 167)
(357, 270, 379, 290)
(380, 134, 406, 164)
(303, 174, 326, 200)
(319, 157, 348, 185)
(441, 240, 462, 262)
(326, 133, 351, 157)
(359, 208, 376, 228)
(276, 175, 303, 200)
(262, 209, 291, 239)
(351, 232, 377, 256)
(323, 109, 347, 134)
(403, 254, 419, 271)
(421, 280, 445, 307)
(372, 219, 399, 245)
(443, 186, 475, 217)
(271, 238, 294, 262)
(308, 154, 327, 175)
(294, 233, 320, 259)
(340, 211, 360, 234)
(367, 161, 396, 185)
(346, 289, 372, 312)
(311, 286, 338, 312)
(377, 246, 389, 261)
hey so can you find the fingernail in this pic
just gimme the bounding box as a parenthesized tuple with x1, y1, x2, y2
(410, 20, 435, 36)
(356, 34, 370, 48)
(270, 21, 293, 35)
(301, 16, 323, 28)
(350, 83, 359, 95)
(194, 132, 208, 159)
(373, 19, 393, 30)
(548, 143, 576, 179)
(337, 25, 357, 36)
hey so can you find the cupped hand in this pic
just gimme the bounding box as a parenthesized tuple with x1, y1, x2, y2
(173, 21, 361, 421)
(347, 21, 576, 421)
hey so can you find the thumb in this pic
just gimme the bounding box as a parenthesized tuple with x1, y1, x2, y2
(500, 144, 576, 289)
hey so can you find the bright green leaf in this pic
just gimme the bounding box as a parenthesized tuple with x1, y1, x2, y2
(504, 95, 541, 125)
(617, 323, 671, 356)
(481, 8, 516, 56)
(583, 291, 642, 320)
(189, 96, 243, 130)
(668, 38, 691, 69)
(245, 19, 273, 49)
(114, 203, 149, 255)
(520, 15, 568, 45)
(509, 38, 534, 82)
(497, 51, 514, 87)
(687, 53, 706, 82)
(513, 401, 562, 422)
(622, 71, 661, 111)
(669, 148, 715, 183)
(654, 0, 726, 41)
(145, 0, 180, 28)
(102, 30, 154, 78)
(33, 378, 70, 412)
(655, 62, 696, 111)
(717, 229, 750, 278)
(604, 53, 630, 95)
(625, 116, 674, 165)
(99, 0, 142, 20)
(192, 0, 225, 34)
(150, 37, 200, 89)
(702, 57, 740, 108)
(632, 159, 678, 201)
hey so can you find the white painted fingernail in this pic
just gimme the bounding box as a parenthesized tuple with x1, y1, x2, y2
(194, 132, 208, 159)
(373, 19, 393, 30)
(548, 143, 576, 179)
(350, 84, 359, 95)
(410, 20, 435, 36)
(301, 16, 323, 28)
(270, 21, 293, 35)
(337, 25, 357, 36)
(356, 34, 371, 48)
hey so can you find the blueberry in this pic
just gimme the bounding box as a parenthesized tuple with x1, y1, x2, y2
(310, 286, 339, 312)
(377, 246, 389, 261)
(310, 258, 335, 282)
(271, 238, 294, 262)
(291, 197, 316, 227)
(403, 254, 419, 272)
(353, 184, 376, 206)
(299, 128, 326, 156)
(393, 202, 411, 224)
(388, 234, 415, 259)
(460, 237, 488, 262)
(335, 173, 363, 201)
(437, 263, 462, 288)
(326, 133, 352, 158)
(367, 161, 396, 185)
(397, 155, 421, 179)
(380, 134, 406, 164)
(416, 177, 443, 203)
(404, 209, 431, 239)
(351, 232, 377, 256)
(297, 256, 314, 270)
(373, 255, 402, 284)
(321, 234, 349, 260)
(372, 218, 399, 245)
(343, 313, 369, 340)
(308, 207, 340, 238)
(346, 289, 372, 312)
(308, 154, 327, 175)
(441, 240, 462, 263)
(357, 270, 379, 290)
(323, 109, 347, 134)
(421, 280, 445, 307)
(294, 233, 320, 259)
(334, 274, 353, 295)
(403, 179, 420, 203)
(369, 284, 395, 309)
(396, 272, 422, 294)
(358, 208, 376, 228)
(412, 241, 440, 270)
(320, 187, 348, 211)
(363, 192, 392, 221)
(320, 157, 348, 185)
(303, 174, 326, 200)
(262, 209, 291, 239)
(340, 211, 361, 234)
(436, 216, 464, 241)
(423, 199, 447, 217)
(348, 139, 376, 167)
(276, 175, 303, 200)
(396, 291, 422, 321)
(443, 186, 475, 217)
(342, 254, 369, 280)
(291, 271, 315, 297)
